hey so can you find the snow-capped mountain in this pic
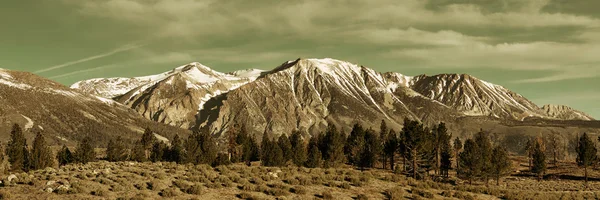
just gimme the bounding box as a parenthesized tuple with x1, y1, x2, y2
(72, 63, 264, 129)
(541, 104, 595, 121)
(0, 68, 189, 146)
(200, 58, 461, 138)
(409, 74, 547, 120)
(72, 58, 596, 139)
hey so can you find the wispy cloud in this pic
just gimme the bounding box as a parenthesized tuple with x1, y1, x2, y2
(49, 51, 193, 80)
(49, 64, 121, 79)
(35, 43, 145, 74)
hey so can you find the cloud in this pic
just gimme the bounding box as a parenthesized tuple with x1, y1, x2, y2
(59, 0, 600, 84)
(353, 27, 488, 46)
(49, 52, 192, 80)
(35, 43, 145, 74)
(63, 0, 600, 39)
(514, 69, 598, 83)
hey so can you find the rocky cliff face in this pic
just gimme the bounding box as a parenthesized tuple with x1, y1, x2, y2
(0, 68, 189, 146)
(541, 104, 595, 121)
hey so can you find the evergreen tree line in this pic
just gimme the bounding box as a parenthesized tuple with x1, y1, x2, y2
(3, 121, 599, 186)
(5, 124, 97, 172)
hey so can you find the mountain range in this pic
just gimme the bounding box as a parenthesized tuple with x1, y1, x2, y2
(1, 58, 598, 151)
(68, 58, 597, 143)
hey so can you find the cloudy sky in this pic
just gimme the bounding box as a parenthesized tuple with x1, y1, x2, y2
(1, 0, 599, 118)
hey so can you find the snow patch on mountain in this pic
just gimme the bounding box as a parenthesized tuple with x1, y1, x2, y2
(0, 70, 33, 89)
(21, 115, 34, 130)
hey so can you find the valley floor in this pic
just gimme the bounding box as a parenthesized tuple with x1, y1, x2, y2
(1, 159, 599, 200)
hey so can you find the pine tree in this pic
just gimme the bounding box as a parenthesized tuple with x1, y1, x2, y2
(525, 138, 534, 170)
(150, 142, 166, 162)
(260, 134, 284, 167)
(547, 134, 562, 167)
(433, 123, 451, 176)
(453, 137, 462, 172)
(185, 129, 217, 165)
(401, 118, 433, 179)
(131, 143, 147, 162)
(140, 128, 155, 159)
(439, 133, 453, 178)
(141, 128, 155, 149)
(75, 137, 96, 164)
(458, 139, 480, 184)
(319, 125, 346, 168)
(278, 134, 293, 163)
(305, 136, 322, 168)
(168, 134, 185, 163)
(0, 142, 9, 175)
(380, 120, 388, 169)
(30, 131, 54, 170)
(383, 130, 399, 171)
(490, 146, 511, 185)
(290, 131, 307, 166)
(531, 141, 546, 181)
(473, 130, 493, 185)
(576, 132, 597, 185)
(213, 153, 231, 167)
(227, 125, 240, 163)
(106, 136, 128, 162)
(7, 124, 29, 171)
(359, 129, 380, 170)
(56, 145, 74, 166)
(239, 132, 260, 166)
(345, 123, 366, 166)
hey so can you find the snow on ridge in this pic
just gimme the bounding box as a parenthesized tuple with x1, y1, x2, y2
(21, 115, 34, 130)
(0, 73, 33, 89)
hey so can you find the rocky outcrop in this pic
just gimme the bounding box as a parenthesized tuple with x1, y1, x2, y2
(541, 104, 595, 121)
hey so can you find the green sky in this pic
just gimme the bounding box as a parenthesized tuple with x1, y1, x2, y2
(1, 0, 599, 118)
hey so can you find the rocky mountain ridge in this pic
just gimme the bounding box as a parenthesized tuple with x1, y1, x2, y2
(70, 58, 595, 140)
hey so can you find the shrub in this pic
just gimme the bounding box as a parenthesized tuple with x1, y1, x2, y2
(255, 184, 270, 193)
(266, 188, 289, 197)
(239, 183, 256, 191)
(441, 190, 453, 197)
(297, 175, 312, 186)
(412, 188, 434, 198)
(173, 179, 191, 191)
(0, 190, 11, 200)
(454, 191, 475, 200)
(159, 188, 179, 197)
(185, 184, 203, 195)
(384, 187, 405, 200)
(356, 194, 369, 200)
(237, 192, 263, 200)
(290, 186, 307, 195)
(147, 180, 168, 191)
(341, 182, 351, 189)
(322, 191, 334, 200)
(90, 188, 108, 197)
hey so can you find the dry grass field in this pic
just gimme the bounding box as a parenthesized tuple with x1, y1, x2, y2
(1, 157, 599, 200)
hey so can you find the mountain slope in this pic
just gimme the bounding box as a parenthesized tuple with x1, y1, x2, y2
(73, 63, 265, 129)
(409, 74, 547, 120)
(541, 104, 595, 121)
(0, 68, 189, 146)
(198, 58, 462, 138)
